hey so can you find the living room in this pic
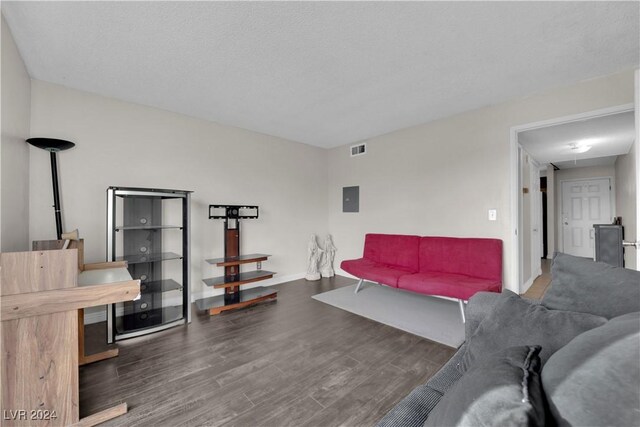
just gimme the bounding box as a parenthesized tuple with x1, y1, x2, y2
(1, 2, 639, 426)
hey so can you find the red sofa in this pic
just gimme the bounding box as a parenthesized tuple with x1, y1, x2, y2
(340, 234, 503, 321)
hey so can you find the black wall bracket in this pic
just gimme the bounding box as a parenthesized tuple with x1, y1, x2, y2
(209, 205, 259, 220)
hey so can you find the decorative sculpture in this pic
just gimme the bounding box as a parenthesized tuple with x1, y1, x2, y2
(305, 234, 323, 281)
(320, 234, 337, 278)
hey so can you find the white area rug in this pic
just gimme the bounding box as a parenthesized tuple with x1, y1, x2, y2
(312, 282, 465, 348)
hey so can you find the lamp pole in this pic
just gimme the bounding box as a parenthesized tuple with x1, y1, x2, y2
(26, 138, 76, 240)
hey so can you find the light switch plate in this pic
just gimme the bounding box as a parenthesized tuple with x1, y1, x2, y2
(488, 209, 497, 221)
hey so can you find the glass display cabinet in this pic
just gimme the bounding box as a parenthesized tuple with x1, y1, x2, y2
(106, 186, 191, 342)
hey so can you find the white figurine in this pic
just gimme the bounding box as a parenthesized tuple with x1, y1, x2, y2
(320, 234, 337, 278)
(305, 234, 323, 281)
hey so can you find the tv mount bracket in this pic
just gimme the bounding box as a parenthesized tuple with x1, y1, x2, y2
(208, 205, 259, 220)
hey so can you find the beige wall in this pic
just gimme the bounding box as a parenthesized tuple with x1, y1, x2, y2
(29, 81, 329, 315)
(615, 140, 637, 269)
(1, 15, 31, 252)
(327, 69, 635, 292)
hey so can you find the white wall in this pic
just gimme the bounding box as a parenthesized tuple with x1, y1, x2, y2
(615, 140, 637, 269)
(328, 70, 635, 292)
(29, 81, 329, 315)
(1, 15, 31, 252)
(520, 148, 532, 287)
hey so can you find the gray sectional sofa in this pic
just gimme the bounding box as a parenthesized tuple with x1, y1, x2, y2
(378, 252, 640, 427)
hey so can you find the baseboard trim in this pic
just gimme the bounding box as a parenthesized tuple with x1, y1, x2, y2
(520, 276, 536, 294)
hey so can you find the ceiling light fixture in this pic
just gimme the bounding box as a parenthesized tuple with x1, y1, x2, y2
(569, 142, 592, 154)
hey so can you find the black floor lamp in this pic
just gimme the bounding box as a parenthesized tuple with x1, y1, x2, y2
(26, 138, 76, 240)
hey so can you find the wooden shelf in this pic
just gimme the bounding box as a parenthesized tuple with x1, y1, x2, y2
(205, 253, 270, 267)
(195, 286, 277, 315)
(202, 270, 275, 289)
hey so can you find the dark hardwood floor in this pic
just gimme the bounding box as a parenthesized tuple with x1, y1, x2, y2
(80, 276, 456, 426)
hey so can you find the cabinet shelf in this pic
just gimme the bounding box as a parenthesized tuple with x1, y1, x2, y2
(139, 279, 182, 294)
(205, 253, 270, 267)
(116, 305, 184, 333)
(116, 225, 182, 231)
(203, 270, 275, 289)
(112, 186, 191, 199)
(116, 252, 182, 265)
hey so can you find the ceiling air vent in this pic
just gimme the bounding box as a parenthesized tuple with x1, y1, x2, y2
(350, 143, 367, 157)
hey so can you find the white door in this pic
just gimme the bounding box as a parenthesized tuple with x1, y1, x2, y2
(561, 178, 612, 258)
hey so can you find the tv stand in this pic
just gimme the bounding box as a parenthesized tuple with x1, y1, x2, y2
(196, 205, 277, 315)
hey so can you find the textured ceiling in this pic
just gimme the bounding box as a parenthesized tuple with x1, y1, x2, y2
(2, 1, 639, 148)
(519, 110, 635, 166)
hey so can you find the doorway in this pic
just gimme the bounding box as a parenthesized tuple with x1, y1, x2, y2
(560, 178, 612, 258)
(511, 103, 635, 293)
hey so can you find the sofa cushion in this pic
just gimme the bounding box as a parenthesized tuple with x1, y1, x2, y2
(363, 233, 421, 271)
(398, 272, 501, 301)
(542, 252, 640, 319)
(340, 258, 414, 287)
(542, 311, 640, 427)
(419, 237, 502, 282)
(424, 346, 546, 427)
(460, 290, 606, 371)
(464, 291, 503, 340)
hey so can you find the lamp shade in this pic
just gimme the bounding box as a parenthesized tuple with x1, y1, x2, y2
(26, 138, 75, 152)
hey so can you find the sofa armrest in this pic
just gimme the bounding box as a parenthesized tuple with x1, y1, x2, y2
(465, 292, 502, 339)
(466, 291, 540, 339)
(376, 384, 443, 427)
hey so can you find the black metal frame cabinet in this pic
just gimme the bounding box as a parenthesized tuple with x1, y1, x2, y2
(106, 186, 192, 342)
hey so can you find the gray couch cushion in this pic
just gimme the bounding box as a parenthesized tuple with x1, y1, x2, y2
(424, 346, 546, 427)
(376, 385, 443, 427)
(542, 311, 640, 427)
(542, 252, 640, 319)
(465, 292, 502, 340)
(460, 290, 606, 371)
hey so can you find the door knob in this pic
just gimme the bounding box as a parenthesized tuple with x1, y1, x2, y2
(623, 241, 640, 249)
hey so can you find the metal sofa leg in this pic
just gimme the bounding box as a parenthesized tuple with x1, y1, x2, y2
(354, 279, 364, 294)
(458, 299, 466, 323)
